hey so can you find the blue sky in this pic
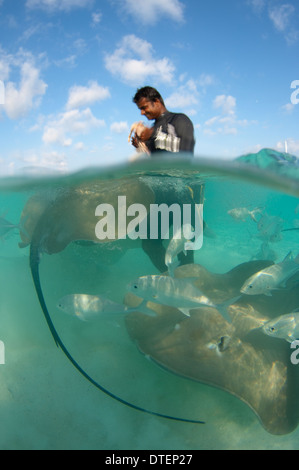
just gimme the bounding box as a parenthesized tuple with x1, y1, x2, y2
(0, 0, 298, 175)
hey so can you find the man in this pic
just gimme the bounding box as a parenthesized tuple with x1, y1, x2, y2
(130, 87, 203, 273)
(132, 86, 195, 155)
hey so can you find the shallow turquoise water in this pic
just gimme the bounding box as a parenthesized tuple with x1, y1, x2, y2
(0, 149, 298, 450)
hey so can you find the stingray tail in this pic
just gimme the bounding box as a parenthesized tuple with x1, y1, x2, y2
(30, 242, 60, 347)
(29, 238, 205, 425)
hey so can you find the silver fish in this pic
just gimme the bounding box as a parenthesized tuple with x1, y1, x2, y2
(57, 294, 156, 321)
(240, 251, 299, 296)
(165, 224, 194, 277)
(257, 213, 284, 243)
(228, 207, 262, 222)
(128, 275, 216, 318)
(254, 242, 277, 261)
(262, 312, 299, 343)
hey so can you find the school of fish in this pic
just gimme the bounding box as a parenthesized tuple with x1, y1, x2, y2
(54, 204, 299, 340)
(4, 201, 296, 342)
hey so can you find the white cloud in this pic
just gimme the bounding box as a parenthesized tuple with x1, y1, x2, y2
(268, 4, 295, 32)
(165, 74, 215, 112)
(204, 94, 256, 136)
(0, 57, 10, 82)
(23, 150, 68, 171)
(165, 80, 199, 110)
(54, 55, 77, 69)
(110, 121, 129, 134)
(0, 48, 47, 119)
(74, 142, 85, 151)
(41, 81, 108, 150)
(26, 0, 93, 12)
(91, 11, 102, 26)
(282, 102, 295, 114)
(248, 1, 298, 44)
(118, 0, 184, 24)
(2, 148, 68, 174)
(66, 81, 110, 110)
(205, 116, 220, 127)
(213, 94, 236, 115)
(268, 3, 298, 44)
(247, 0, 266, 15)
(42, 108, 105, 146)
(198, 73, 216, 88)
(4, 62, 47, 120)
(105, 35, 175, 86)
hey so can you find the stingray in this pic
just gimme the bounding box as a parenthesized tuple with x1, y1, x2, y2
(25, 177, 204, 424)
(124, 262, 299, 435)
(23, 175, 299, 432)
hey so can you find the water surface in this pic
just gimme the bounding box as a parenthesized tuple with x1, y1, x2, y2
(0, 149, 298, 450)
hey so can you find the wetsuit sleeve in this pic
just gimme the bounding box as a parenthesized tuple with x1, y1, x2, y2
(172, 114, 195, 154)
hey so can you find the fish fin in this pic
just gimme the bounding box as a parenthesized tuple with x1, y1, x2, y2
(75, 311, 88, 322)
(137, 300, 157, 317)
(250, 209, 263, 223)
(178, 308, 191, 317)
(249, 214, 258, 223)
(287, 336, 296, 344)
(167, 259, 180, 277)
(216, 296, 241, 324)
(264, 291, 273, 297)
(283, 251, 293, 262)
(216, 305, 231, 323)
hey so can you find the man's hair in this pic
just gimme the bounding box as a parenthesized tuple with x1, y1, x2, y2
(133, 86, 165, 106)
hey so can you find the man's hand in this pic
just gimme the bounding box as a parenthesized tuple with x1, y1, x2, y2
(131, 127, 153, 147)
(139, 126, 153, 142)
(131, 135, 139, 149)
(128, 122, 152, 155)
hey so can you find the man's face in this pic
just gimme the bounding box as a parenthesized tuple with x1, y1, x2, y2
(136, 98, 162, 120)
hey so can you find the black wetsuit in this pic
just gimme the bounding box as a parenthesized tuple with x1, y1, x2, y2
(146, 111, 195, 155)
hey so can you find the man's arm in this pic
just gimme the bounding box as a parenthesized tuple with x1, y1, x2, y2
(172, 114, 195, 153)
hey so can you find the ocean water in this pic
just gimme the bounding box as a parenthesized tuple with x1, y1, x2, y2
(0, 148, 298, 450)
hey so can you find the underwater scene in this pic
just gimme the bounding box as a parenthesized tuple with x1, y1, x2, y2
(0, 148, 299, 450)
